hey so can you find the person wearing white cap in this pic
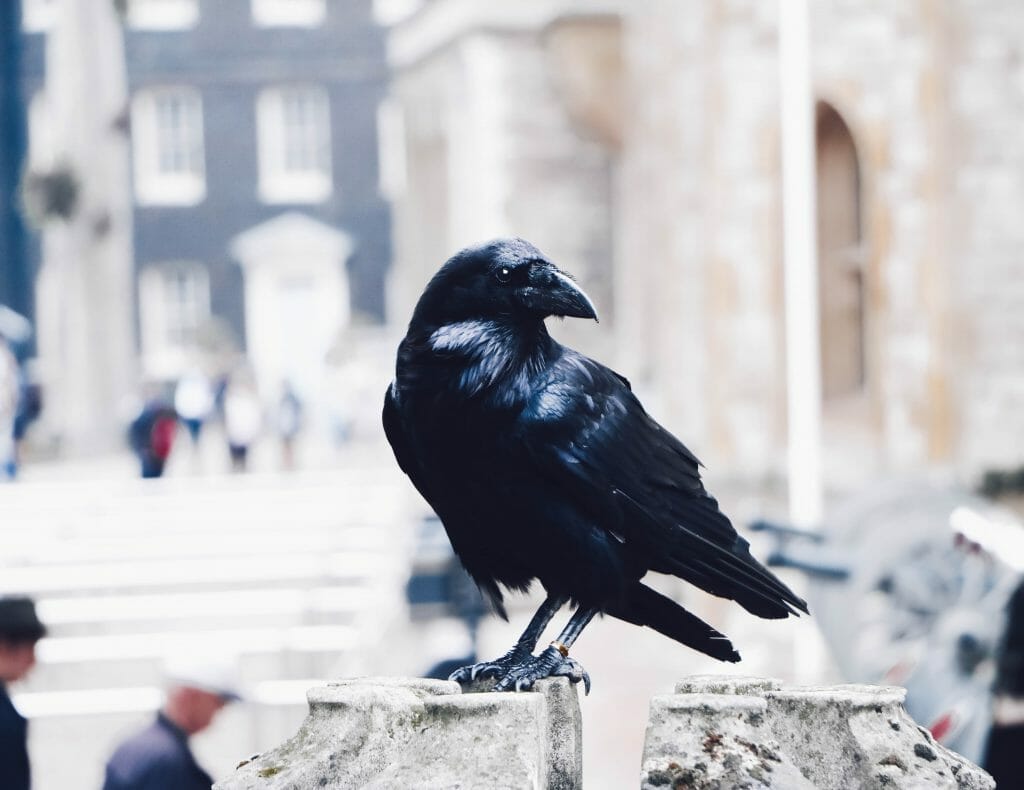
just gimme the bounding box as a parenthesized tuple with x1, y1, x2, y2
(101, 654, 241, 790)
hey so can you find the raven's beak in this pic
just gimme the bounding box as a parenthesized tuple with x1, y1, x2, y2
(527, 263, 599, 322)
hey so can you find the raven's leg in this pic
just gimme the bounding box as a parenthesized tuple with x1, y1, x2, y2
(448, 595, 567, 684)
(493, 606, 597, 694)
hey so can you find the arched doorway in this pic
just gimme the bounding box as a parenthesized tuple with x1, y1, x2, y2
(816, 102, 866, 402)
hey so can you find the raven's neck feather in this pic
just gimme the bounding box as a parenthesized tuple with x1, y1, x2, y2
(398, 318, 559, 407)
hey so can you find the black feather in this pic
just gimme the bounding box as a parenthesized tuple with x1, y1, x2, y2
(608, 583, 741, 663)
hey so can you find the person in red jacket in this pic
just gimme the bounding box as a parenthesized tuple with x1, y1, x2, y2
(128, 397, 178, 479)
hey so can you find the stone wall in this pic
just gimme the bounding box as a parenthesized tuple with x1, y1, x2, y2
(386, 2, 621, 360)
(617, 0, 786, 481)
(616, 0, 1024, 487)
(945, 0, 1024, 474)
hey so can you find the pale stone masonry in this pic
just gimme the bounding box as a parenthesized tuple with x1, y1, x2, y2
(214, 677, 582, 789)
(386, 0, 1024, 492)
(642, 675, 994, 789)
(212, 675, 991, 789)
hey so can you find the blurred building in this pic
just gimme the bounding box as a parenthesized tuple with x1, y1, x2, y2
(383, 0, 1024, 492)
(18, 0, 391, 450)
(0, 3, 32, 329)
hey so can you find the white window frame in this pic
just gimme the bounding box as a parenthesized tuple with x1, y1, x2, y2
(127, 0, 200, 31)
(139, 263, 210, 377)
(22, 0, 58, 33)
(131, 87, 206, 206)
(251, 0, 326, 28)
(256, 85, 333, 204)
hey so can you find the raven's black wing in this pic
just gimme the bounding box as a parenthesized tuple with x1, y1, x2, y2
(513, 351, 807, 619)
(383, 382, 512, 618)
(383, 383, 432, 500)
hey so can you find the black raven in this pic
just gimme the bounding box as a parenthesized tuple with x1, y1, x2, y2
(384, 238, 808, 693)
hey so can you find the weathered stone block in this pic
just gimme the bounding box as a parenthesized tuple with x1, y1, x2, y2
(642, 675, 994, 790)
(214, 676, 581, 790)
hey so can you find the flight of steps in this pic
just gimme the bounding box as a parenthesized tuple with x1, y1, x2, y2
(0, 457, 419, 789)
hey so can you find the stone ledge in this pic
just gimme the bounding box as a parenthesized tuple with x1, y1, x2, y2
(214, 676, 581, 790)
(642, 675, 994, 790)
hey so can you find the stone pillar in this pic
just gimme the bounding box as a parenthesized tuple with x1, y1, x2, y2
(642, 675, 994, 789)
(35, 0, 136, 454)
(214, 677, 582, 790)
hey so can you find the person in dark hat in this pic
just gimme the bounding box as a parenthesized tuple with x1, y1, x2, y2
(102, 654, 241, 790)
(0, 597, 47, 790)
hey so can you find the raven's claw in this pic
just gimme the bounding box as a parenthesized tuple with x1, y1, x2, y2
(493, 646, 591, 695)
(448, 649, 529, 685)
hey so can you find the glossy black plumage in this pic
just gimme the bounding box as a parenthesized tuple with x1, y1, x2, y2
(384, 238, 807, 676)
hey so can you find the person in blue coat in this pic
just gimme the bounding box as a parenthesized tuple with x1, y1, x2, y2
(0, 597, 47, 790)
(102, 656, 241, 790)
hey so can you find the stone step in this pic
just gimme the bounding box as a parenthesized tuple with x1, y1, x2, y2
(1, 527, 395, 569)
(0, 550, 400, 596)
(37, 623, 359, 664)
(35, 585, 375, 631)
(13, 678, 323, 718)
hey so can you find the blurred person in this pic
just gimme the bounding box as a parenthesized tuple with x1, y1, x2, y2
(983, 578, 1024, 788)
(0, 334, 18, 480)
(11, 361, 42, 478)
(223, 374, 262, 473)
(174, 369, 214, 447)
(0, 597, 47, 790)
(275, 381, 302, 470)
(128, 392, 178, 479)
(101, 655, 241, 790)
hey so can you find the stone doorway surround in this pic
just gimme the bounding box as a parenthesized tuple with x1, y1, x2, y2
(230, 212, 353, 423)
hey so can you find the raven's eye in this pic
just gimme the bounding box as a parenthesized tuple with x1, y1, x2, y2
(495, 266, 512, 284)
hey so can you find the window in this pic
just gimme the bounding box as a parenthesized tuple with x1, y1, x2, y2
(127, 0, 199, 30)
(257, 86, 332, 203)
(139, 263, 210, 374)
(131, 87, 206, 205)
(251, 0, 325, 28)
(22, 0, 57, 33)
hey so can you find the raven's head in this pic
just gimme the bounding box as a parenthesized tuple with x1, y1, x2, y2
(411, 238, 598, 330)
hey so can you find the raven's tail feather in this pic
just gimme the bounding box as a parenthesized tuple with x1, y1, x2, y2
(608, 583, 741, 663)
(666, 534, 809, 620)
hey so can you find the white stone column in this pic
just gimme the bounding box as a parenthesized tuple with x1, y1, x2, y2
(37, 0, 136, 454)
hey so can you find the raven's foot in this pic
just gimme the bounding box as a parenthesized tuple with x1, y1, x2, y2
(493, 646, 591, 695)
(448, 649, 529, 685)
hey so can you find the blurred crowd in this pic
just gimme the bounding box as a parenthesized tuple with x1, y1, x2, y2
(0, 326, 360, 482)
(127, 365, 305, 480)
